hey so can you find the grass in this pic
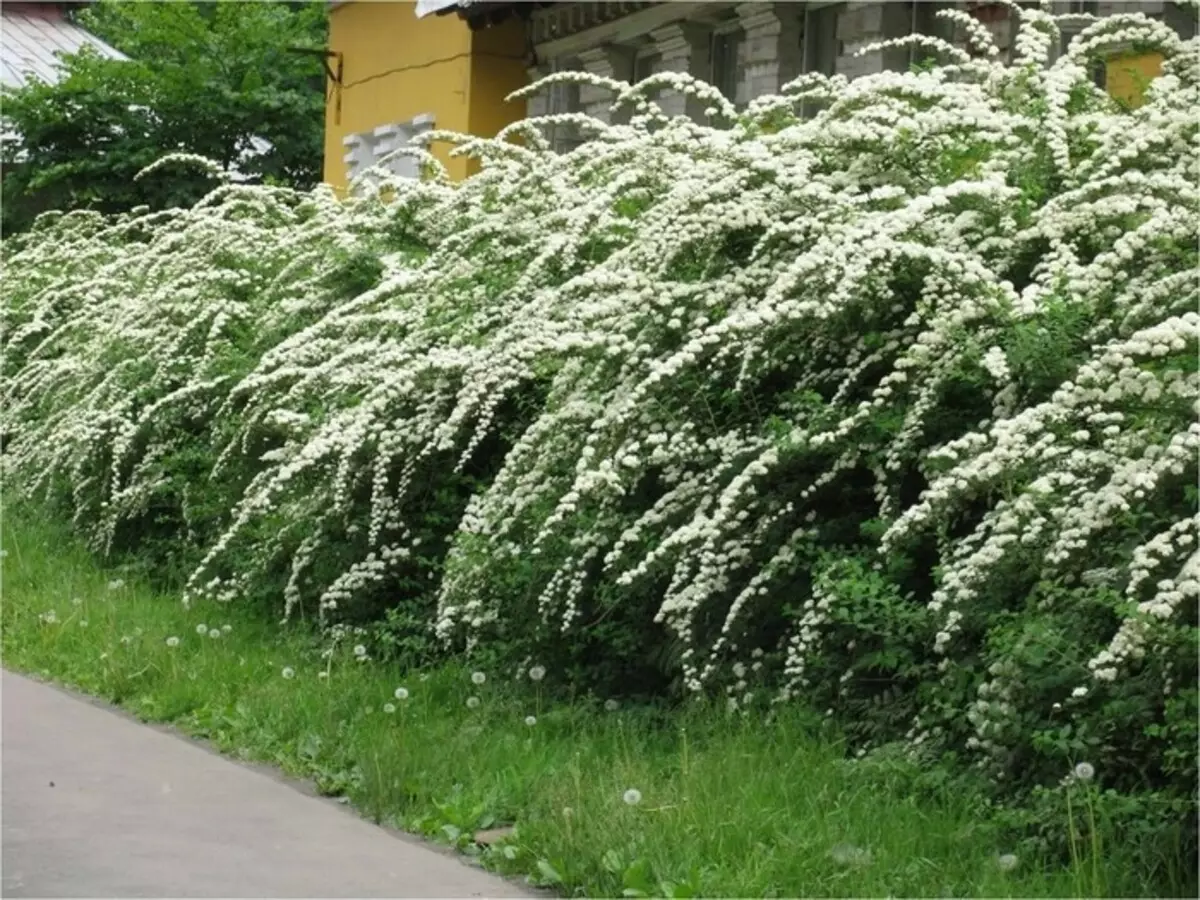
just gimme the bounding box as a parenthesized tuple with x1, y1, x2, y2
(0, 506, 1166, 898)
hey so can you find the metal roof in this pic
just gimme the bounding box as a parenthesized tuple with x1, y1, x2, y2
(415, 0, 488, 18)
(1, 7, 126, 90)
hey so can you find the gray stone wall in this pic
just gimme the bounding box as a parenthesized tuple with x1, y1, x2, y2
(833, 2, 916, 79)
(523, 0, 1195, 129)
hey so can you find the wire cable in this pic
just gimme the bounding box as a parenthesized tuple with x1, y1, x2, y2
(340, 50, 526, 91)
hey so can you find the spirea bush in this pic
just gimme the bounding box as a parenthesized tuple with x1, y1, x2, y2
(3, 5, 1197, 860)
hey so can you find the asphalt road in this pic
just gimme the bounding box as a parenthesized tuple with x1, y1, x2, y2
(1, 670, 533, 898)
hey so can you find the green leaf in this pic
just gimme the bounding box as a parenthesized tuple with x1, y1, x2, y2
(535, 859, 563, 885)
(602, 849, 625, 874)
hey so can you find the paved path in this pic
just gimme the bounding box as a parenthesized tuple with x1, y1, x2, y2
(1, 670, 533, 898)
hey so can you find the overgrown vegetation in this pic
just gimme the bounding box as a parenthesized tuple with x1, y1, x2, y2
(1, 507, 1179, 898)
(2, 5, 1196, 893)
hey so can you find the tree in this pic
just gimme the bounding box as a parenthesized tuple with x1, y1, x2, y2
(1, 0, 328, 233)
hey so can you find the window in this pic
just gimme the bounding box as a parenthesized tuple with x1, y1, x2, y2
(910, 2, 954, 68)
(633, 48, 658, 85)
(1101, 2, 1196, 104)
(710, 27, 743, 102)
(1059, 1, 1098, 54)
(800, 3, 842, 117)
(802, 3, 842, 78)
(1105, 51, 1164, 107)
(546, 57, 583, 154)
(1056, 2, 1103, 85)
(1163, 1, 1198, 39)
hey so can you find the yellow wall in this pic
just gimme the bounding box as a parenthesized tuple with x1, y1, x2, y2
(1105, 51, 1164, 109)
(466, 18, 531, 176)
(323, 1, 528, 189)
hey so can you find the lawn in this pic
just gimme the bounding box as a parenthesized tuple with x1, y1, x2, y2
(2, 506, 1162, 898)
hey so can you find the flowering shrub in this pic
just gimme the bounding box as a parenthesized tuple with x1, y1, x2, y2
(3, 4, 1196, 860)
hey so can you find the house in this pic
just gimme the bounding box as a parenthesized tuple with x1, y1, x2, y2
(445, 1, 1196, 122)
(327, 1, 1196, 184)
(0, 0, 126, 162)
(0, 0, 125, 90)
(323, 0, 529, 189)
(0, 1, 273, 181)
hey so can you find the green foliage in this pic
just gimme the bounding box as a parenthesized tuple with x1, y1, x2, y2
(2, 11, 1197, 891)
(1, 0, 327, 232)
(4, 505, 1192, 897)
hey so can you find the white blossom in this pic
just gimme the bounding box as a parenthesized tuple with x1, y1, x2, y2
(1, 10, 1194, 785)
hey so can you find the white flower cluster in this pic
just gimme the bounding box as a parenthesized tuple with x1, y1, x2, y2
(2, 10, 1196, 773)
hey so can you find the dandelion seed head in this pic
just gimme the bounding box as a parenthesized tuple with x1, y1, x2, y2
(393, 687, 409, 700)
(282, 666, 295, 679)
(209, 628, 221, 639)
(196, 624, 208, 636)
(471, 671, 486, 685)
(829, 842, 871, 867)
(221, 624, 232, 634)
(997, 853, 1018, 872)
(466, 696, 480, 709)
(166, 636, 180, 647)
(525, 715, 537, 726)
(604, 699, 620, 712)
(528, 665, 546, 682)
(383, 702, 396, 714)
(1073, 761, 1095, 781)
(622, 788, 642, 806)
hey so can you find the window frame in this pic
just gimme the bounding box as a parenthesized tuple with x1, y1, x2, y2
(709, 18, 745, 105)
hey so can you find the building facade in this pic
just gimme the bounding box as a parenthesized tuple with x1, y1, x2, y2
(480, 1, 1196, 131)
(330, 1, 1197, 182)
(324, 0, 528, 189)
(0, 0, 125, 91)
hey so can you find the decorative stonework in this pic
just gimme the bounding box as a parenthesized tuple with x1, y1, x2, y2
(834, 1, 914, 79)
(735, 2, 803, 104)
(649, 21, 712, 118)
(578, 45, 635, 122)
(530, 2, 654, 46)
(525, 64, 552, 119)
(520, 0, 1195, 132)
(342, 115, 435, 184)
